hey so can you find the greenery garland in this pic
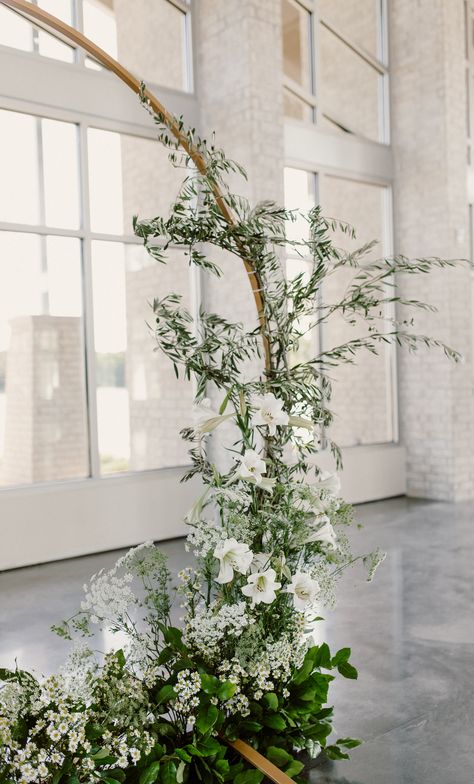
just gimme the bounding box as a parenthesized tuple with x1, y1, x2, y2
(0, 95, 460, 784)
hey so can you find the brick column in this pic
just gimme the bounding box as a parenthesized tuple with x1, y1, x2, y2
(195, 0, 285, 331)
(195, 1, 285, 467)
(390, 0, 474, 499)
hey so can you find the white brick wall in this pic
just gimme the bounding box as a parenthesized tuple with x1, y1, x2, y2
(390, 0, 474, 500)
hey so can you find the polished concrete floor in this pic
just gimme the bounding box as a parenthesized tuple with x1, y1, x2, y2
(1, 497, 473, 783)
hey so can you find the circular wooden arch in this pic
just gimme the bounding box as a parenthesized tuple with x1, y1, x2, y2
(0, 0, 271, 371)
(0, 2, 293, 782)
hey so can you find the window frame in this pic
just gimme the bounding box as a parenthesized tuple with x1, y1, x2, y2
(283, 0, 390, 144)
(0, 0, 203, 569)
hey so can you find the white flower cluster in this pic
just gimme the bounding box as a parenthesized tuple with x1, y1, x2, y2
(184, 601, 252, 662)
(186, 521, 222, 558)
(58, 642, 97, 704)
(174, 669, 202, 718)
(100, 728, 153, 769)
(81, 567, 136, 624)
(217, 660, 250, 717)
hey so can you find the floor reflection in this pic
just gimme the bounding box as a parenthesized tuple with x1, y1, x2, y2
(1, 497, 473, 783)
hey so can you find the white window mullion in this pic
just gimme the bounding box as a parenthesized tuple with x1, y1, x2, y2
(78, 121, 101, 479)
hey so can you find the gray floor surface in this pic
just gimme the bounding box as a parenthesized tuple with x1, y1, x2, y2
(0, 496, 473, 783)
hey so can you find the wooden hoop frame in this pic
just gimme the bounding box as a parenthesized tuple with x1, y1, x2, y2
(0, 2, 293, 781)
(0, 0, 271, 371)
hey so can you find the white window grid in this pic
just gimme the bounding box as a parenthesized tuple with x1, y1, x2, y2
(285, 166, 398, 446)
(0, 0, 199, 490)
(0, 0, 194, 92)
(283, 0, 390, 144)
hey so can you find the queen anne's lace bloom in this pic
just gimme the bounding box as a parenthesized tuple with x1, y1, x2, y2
(185, 602, 252, 661)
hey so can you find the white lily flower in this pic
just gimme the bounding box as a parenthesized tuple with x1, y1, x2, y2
(213, 538, 253, 584)
(313, 470, 341, 497)
(311, 520, 338, 549)
(252, 393, 289, 435)
(193, 398, 234, 434)
(286, 572, 320, 612)
(236, 449, 267, 485)
(241, 568, 281, 606)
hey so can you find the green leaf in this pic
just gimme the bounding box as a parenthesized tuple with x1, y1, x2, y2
(86, 723, 105, 740)
(331, 647, 351, 666)
(284, 760, 305, 777)
(262, 692, 278, 711)
(262, 714, 286, 731)
(239, 720, 262, 733)
(196, 704, 219, 736)
(337, 737, 363, 749)
(266, 747, 293, 767)
(198, 737, 222, 757)
(115, 648, 126, 668)
(161, 761, 178, 784)
(175, 748, 193, 763)
(313, 643, 331, 669)
(176, 761, 186, 784)
(325, 745, 350, 760)
(92, 748, 115, 761)
(200, 673, 220, 695)
(139, 762, 161, 784)
(217, 680, 237, 701)
(158, 647, 174, 666)
(234, 771, 264, 784)
(156, 684, 176, 705)
(163, 626, 185, 650)
(337, 661, 358, 680)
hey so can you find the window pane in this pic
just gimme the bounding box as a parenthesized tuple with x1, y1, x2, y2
(319, 0, 381, 60)
(88, 128, 185, 235)
(282, 0, 312, 92)
(284, 168, 318, 365)
(283, 88, 314, 123)
(0, 1, 75, 61)
(284, 167, 316, 244)
(91, 241, 193, 474)
(319, 24, 381, 142)
(84, 0, 190, 91)
(37, 0, 75, 62)
(321, 176, 393, 447)
(0, 232, 89, 486)
(42, 119, 81, 229)
(0, 110, 40, 225)
(0, 6, 33, 51)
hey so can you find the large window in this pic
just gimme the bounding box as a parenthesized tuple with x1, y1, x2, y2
(284, 167, 396, 449)
(282, 0, 388, 143)
(0, 0, 192, 91)
(0, 2, 195, 490)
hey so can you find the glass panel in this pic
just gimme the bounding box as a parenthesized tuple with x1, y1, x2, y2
(284, 168, 319, 365)
(321, 176, 393, 447)
(37, 0, 75, 62)
(0, 110, 40, 225)
(91, 241, 193, 474)
(319, 0, 381, 60)
(282, 0, 312, 92)
(0, 6, 33, 51)
(83, 0, 189, 91)
(283, 88, 314, 123)
(0, 232, 89, 486)
(284, 167, 316, 244)
(319, 24, 381, 142)
(88, 128, 185, 236)
(42, 119, 81, 229)
(0, 1, 74, 61)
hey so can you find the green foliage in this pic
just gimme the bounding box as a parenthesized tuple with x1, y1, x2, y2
(0, 91, 461, 784)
